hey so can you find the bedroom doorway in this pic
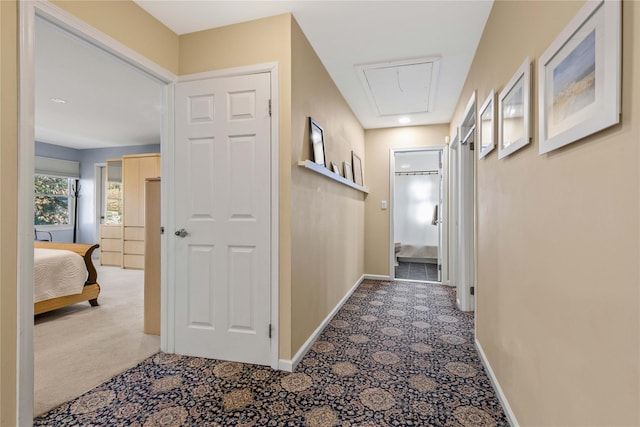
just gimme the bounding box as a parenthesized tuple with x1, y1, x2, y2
(391, 147, 444, 283)
(19, 2, 175, 423)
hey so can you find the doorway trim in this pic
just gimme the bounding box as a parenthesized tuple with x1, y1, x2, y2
(18, 1, 176, 423)
(389, 146, 447, 283)
(171, 64, 280, 369)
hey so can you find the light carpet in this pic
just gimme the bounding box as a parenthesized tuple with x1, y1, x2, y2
(34, 279, 507, 426)
(34, 265, 160, 416)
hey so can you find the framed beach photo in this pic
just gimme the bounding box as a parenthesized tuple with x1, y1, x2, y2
(309, 117, 326, 167)
(478, 90, 495, 159)
(538, 0, 620, 154)
(498, 58, 531, 159)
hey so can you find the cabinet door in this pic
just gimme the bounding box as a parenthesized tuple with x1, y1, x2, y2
(123, 157, 141, 227)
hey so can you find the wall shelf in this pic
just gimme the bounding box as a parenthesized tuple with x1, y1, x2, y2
(297, 160, 369, 194)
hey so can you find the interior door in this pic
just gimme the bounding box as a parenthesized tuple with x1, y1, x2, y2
(173, 72, 272, 365)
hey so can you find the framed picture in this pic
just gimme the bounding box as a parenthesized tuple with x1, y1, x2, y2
(309, 117, 326, 166)
(343, 161, 353, 182)
(352, 151, 363, 186)
(331, 162, 341, 176)
(498, 57, 531, 159)
(478, 90, 495, 159)
(538, 0, 620, 154)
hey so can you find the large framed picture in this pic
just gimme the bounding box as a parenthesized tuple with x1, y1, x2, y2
(538, 0, 621, 154)
(498, 58, 531, 159)
(309, 117, 326, 167)
(478, 90, 495, 159)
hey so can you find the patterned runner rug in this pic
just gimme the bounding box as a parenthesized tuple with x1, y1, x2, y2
(35, 279, 508, 426)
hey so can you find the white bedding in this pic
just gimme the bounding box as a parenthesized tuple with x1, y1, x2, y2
(34, 248, 87, 303)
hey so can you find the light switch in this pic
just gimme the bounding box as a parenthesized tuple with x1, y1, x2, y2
(381, 200, 387, 210)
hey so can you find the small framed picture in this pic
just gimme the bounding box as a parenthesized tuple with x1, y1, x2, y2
(498, 57, 531, 159)
(478, 90, 495, 159)
(309, 117, 326, 167)
(352, 151, 363, 186)
(343, 161, 353, 182)
(538, 0, 620, 154)
(331, 162, 341, 176)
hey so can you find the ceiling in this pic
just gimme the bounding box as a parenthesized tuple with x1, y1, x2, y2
(36, 1, 493, 150)
(35, 18, 163, 149)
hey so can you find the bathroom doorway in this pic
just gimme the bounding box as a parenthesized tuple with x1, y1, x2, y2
(391, 148, 444, 282)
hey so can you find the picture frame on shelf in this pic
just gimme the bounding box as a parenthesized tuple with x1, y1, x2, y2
(352, 151, 363, 186)
(331, 162, 341, 176)
(478, 90, 495, 159)
(343, 161, 353, 182)
(498, 57, 531, 159)
(538, 0, 620, 155)
(309, 117, 326, 167)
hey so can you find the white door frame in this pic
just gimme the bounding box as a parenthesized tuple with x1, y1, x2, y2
(171, 64, 280, 369)
(389, 146, 447, 283)
(18, 1, 175, 424)
(455, 92, 477, 312)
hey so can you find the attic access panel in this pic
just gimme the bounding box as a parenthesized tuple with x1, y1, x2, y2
(357, 57, 440, 116)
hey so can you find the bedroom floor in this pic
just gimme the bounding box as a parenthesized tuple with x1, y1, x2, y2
(395, 261, 439, 281)
(34, 265, 160, 416)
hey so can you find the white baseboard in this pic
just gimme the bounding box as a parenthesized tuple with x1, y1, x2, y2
(363, 274, 392, 281)
(475, 338, 519, 427)
(278, 274, 365, 372)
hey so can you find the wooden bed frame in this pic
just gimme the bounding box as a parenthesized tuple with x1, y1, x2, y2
(34, 242, 101, 315)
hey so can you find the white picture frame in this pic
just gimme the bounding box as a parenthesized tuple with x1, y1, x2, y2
(538, 0, 620, 154)
(498, 57, 531, 159)
(478, 90, 495, 159)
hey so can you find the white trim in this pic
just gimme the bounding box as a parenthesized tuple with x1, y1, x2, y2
(19, 2, 176, 424)
(389, 146, 447, 283)
(475, 339, 520, 427)
(364, 274, 393, 281)
(177, 63, 278, 83)
(18, 2, 36, 424)
(160, 84, 175, 354)
(278, 274, 365, 372)
(268, 64, 280, 370)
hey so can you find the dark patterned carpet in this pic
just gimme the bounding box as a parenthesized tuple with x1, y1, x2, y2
(34, 279, 508, 426)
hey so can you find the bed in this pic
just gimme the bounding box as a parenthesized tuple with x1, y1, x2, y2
(34, 242, 101, 315)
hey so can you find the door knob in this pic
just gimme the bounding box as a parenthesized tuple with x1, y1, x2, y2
(174, 228, 188, 238)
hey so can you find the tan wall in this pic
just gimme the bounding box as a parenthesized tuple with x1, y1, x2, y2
(364, 125, 449, 276)
(289, 19, 366, 356)
(51, 0, 179, 75)
(179, 13, 294, 359)
(449, 1, 640, 425)
(0, 1, 18, 424)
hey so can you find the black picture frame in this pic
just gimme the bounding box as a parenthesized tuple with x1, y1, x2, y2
(309, 118, 326, 167)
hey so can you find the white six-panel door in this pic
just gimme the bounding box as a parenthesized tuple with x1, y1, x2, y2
(173, 73, 272, 365)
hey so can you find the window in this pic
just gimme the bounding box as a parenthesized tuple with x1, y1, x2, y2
(34, 175, 74, 227)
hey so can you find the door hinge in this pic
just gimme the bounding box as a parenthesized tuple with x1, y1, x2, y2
(160, 226, 165, 234)
(469, 142, 475, 151)
(268, 99, 272, 117)
(438, 264, 442, 271)
(470, 286, 475, 295)
(268, 323, 272, 338)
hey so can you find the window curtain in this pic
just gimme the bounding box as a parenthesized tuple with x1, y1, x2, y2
(34, 156, 80, 178)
